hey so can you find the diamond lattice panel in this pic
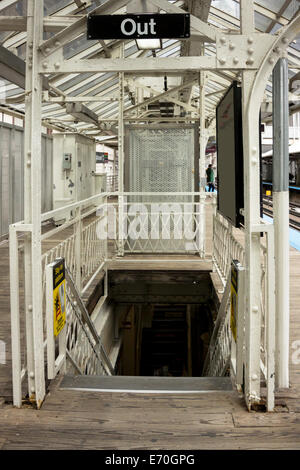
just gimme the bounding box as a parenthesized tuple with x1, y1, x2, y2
(128, 127, 195, 202)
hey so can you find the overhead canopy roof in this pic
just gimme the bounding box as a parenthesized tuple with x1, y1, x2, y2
(0, 0, 299, 141)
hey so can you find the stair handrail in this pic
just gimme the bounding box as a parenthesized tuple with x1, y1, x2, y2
(202, 272, 232, 376)
(65, 266, 115, 376)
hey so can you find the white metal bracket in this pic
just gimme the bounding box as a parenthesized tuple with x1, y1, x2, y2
(216, 33, 276, 70)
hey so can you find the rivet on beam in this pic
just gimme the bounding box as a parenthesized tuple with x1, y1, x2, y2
(247, 37, 254, 44)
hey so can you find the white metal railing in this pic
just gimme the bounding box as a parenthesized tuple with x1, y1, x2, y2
(202, 274, 232, 377)
(212, 212, 245, 285)
(10, 191, 208, 406)
(46, 264, 114, 379)
(64, 267, 114, 376)
(106, 174, 118, 193)
(9, 192, 109, 407)
(211, 211, 276, 411)
(81, 218, 107, 286)
(109, 193, 207, 257)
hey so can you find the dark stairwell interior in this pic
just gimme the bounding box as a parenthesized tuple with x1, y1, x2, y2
(107, 270, 218, 378)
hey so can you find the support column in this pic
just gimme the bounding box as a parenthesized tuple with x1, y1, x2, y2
(23, 0, 45, 407)
(273, 58, 290, 389)
(118, 44, 125, 256)
(199, 69, 206, 258)
(241, 0, 262, 408)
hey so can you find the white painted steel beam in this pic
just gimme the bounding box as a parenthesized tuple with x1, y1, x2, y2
(273, 58, 290, 389)
(23, 0, 45, 409)
(0, 16, 79, 32)
(125, 79, 199, 114)
(0, 0, 19, 9)
(150, 0, 216, 42)
(39, 56, 231, 75)
(39, 0, 130, 58)
(240, 0, 262, 410)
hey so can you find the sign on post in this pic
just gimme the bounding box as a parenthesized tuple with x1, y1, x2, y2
(87, 14, 190, 40)
(52, 258, 66, 337)
(46, 258, 67, 379)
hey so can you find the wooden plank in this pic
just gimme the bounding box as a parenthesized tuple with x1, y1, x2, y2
(1, 420, 300, 450)
(233, 412, 300, 427)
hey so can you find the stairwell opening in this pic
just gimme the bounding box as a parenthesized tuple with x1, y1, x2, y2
(107, 270, 218, 378)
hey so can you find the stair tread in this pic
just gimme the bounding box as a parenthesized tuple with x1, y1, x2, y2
(60, 375, 233, 392)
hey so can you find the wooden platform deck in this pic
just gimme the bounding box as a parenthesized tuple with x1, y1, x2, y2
(0, 381, 300, 449)
(0, 202, 299, 449)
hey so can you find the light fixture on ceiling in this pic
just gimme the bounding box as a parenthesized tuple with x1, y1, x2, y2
(135, 38, 162, 50)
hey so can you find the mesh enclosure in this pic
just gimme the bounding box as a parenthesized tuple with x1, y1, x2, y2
(122, 126, 200, 253)
(126, 126, 197, 203)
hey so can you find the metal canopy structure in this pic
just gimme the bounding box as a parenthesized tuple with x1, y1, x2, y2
(2, 0, 300, 414)
(0, 0, 299, 141)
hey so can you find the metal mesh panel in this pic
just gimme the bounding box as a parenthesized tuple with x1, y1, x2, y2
(127, 127, 195, 202)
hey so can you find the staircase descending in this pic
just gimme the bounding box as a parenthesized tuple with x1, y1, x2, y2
(59, 375, 233, 393)
(48, 267, 236, 401)
(63, 266, 115, 377)
(202, 274, 232, 377)
(140, 305, 187, 377)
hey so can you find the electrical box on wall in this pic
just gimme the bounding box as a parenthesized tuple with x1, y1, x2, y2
(52, 134, 96, 225)
(63, 153, 72, 170)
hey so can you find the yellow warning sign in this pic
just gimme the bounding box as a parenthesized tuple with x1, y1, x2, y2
(52, 259, 66, 337)
(230, 263, 238, 342)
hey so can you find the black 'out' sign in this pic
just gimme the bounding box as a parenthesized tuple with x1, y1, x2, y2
(87, 14, 190, 40)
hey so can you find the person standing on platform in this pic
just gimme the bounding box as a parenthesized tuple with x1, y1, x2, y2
(206, 164, 215, 192)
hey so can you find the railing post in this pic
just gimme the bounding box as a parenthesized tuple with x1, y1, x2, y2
(266, 226, 276, 411)
(199, 67, 206, 258)
(9, 225, 22, 407)
(75, 206, 82, 291)
(118, 44, 125, 257)
(22, 0, 45, 408)
(272, 58, 290, 389)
